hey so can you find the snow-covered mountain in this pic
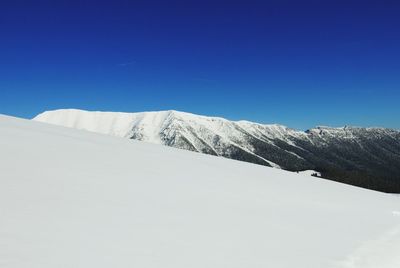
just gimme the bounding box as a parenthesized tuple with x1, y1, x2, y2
(34, 109, 400, 193)
(2, 114, 400, 267)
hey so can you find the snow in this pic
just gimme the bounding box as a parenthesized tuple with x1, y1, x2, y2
(33, 108, 170, 141)
(1, 114, 400, 268)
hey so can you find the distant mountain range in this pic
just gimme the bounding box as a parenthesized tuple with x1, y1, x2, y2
(34, 109, 400, 193)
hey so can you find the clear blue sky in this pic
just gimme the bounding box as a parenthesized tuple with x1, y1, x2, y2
(1, 0, 399, 130)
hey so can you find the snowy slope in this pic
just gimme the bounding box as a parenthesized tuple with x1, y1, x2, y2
(1, 114, 400, 268)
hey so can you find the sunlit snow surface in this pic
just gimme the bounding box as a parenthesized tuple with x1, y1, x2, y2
(1, 114, 400, 268)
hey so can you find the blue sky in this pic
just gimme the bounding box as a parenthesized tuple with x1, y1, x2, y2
(1, 0, 399, 130)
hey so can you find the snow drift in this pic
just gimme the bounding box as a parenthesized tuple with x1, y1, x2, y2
(1, 114, 400, 267)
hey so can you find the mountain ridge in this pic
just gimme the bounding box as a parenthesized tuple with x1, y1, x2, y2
(33, 109, 400, 193)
